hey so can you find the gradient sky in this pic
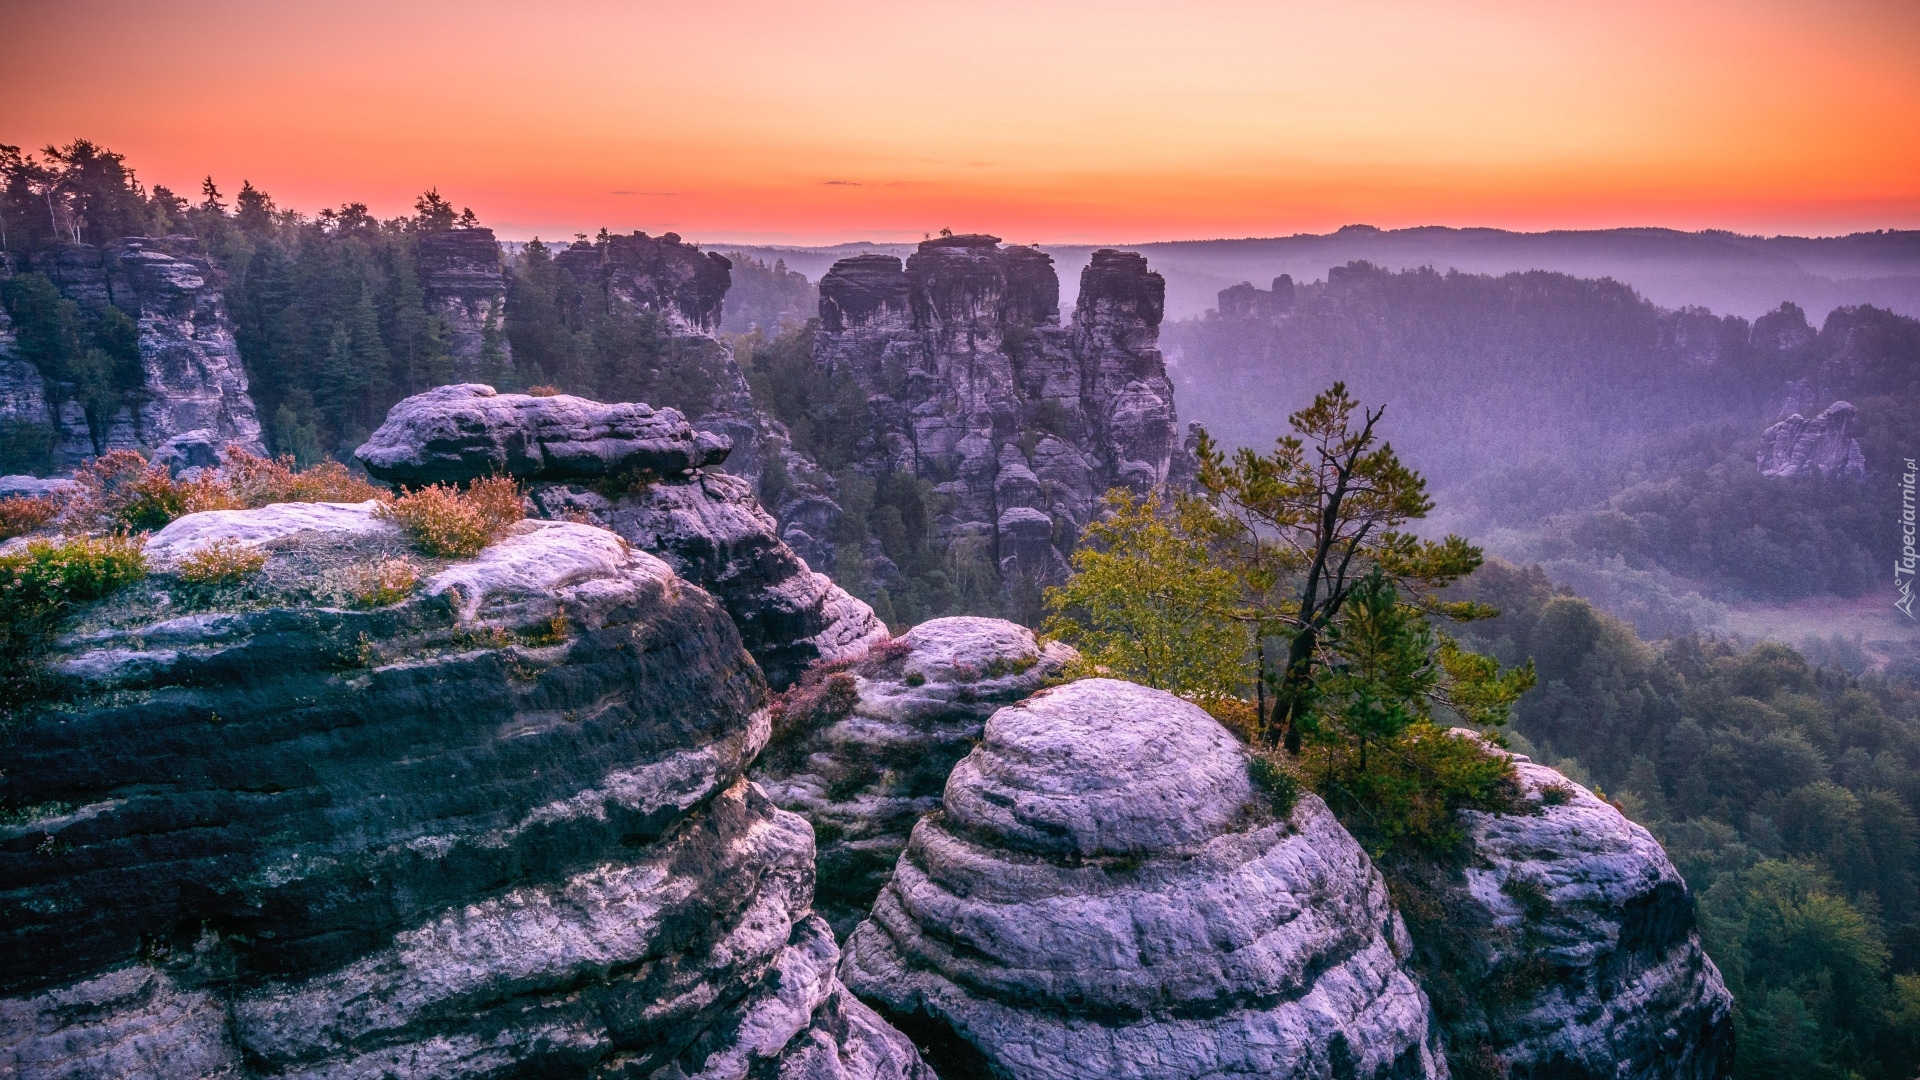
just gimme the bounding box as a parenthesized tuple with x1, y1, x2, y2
(4, 0, 1918, 244)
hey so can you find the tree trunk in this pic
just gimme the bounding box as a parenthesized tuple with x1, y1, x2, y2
(1254, 636, 1267, 737)
(1276, 626, 1319, 755)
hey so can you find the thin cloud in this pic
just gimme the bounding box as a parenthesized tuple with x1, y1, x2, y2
(824, 180, 862, 186)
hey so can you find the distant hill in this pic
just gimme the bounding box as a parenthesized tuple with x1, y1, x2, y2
(714, 225, 1920, 322)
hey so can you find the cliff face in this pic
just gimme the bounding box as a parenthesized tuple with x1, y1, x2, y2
(0, 238, 264, 472)
(815, 238, 1191, 600)
(416, 227, 511, 382)
(0, 500, 925, 1079)
(1394, 743, 1735, 1080)
(356, 384, 886, 689)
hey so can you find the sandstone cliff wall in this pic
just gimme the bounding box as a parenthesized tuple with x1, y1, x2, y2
(0, 238, 264, 472)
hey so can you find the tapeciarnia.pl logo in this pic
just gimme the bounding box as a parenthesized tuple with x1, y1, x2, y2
(1900, 458, 1917, 619)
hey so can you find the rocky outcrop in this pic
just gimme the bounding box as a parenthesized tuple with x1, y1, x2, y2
(1216, 275, 1296, 320)
(1, 238, 264, 471)
(1757, 399, 1866, 480)
(814, 239, 1191, 603)
(556, 231, 733, 336)
(841, 678, 1445, 1080)
(550, 232, 841, 567)
(417, 227, 511, 382)
(0, 504, 925, 1080)
(1392, 744, 1734, 1080)
(358, 385, 885, 687)
(354, 383, 732, 485)
(754, 617, 1077, 936)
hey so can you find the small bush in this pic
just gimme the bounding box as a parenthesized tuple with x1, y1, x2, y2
(175, 538, 268, 584)
(2, 535, 147, 717)
(220, 446, 384, 507)
(1249, 748, 1302, 818)
(379, 476, 525, 557)
(1306, 722, 1521, 855)
(0, 495, 61, 540)
(769, 659, 860, 750)
(526, 384, 562, 397)
(352, 558, 419, 607)
(69, 450, 237, 532)
(1538, 783, 1576, 807)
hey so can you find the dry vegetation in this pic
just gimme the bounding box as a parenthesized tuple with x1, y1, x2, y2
(351, 557, 420, 607)
(63, 446, 386, 535)
(378, 476, 525, 557)
(175, 538, 269, 585)
(0, 495, 61, 540)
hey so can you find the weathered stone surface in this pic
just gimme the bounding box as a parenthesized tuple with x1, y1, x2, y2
(1397, 749, 1734, 1080)
(813, 239, 1191, 605)
(0, 503, 926, 1080)
(755, 617, 1077, 935)
(416, 227, 511, 381)
(1757, 399, 1866, 480)
(355, 383, 731, 485)
(841, 678, 1445, 1080)
(556, 232, 733, 336)
(6, 238, 265, 470)
(527, 468, 886, 691)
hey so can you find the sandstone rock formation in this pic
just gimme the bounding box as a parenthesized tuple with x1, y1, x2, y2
(354, 382, 733, 485)
(1757, 399, 1866, 480)
(358, 385, 885, 687)
(0, 238, 263, 472)
(841, 678, 1445, 1080)
(1393, 743, 1734, 1080)
(417, 227, 511, 382)
(1216, 275, 1296, 320)
(0, 503, 925, 1080)
(550, 231, 842, 567)
(814, 238, 1192, 603)
(754, 616, 1077, 935)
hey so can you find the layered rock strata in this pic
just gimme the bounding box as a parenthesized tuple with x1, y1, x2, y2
(358, 385, 885, 688)
(0, 503, 924, 1080)
(0, 238, 263, 470)
(815, 238, 1191, 600)
(1396, 744, 1734, 1080)
(841, 677, 1445, 1080)
(417, 227, 511, 381)
(754, 616, 1077, 935)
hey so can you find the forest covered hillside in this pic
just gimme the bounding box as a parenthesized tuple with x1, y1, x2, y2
(1165, 263, 1920, 646)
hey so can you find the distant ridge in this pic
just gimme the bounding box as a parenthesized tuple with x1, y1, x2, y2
(707, 226, 1920, 322)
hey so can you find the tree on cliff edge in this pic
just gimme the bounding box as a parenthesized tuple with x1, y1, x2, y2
(1185, 382, 1494, 751)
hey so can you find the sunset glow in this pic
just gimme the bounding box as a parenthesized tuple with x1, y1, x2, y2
(5, 0, 1918, 243)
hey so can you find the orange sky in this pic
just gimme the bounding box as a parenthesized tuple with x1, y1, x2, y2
(4, 0, 1918, 244)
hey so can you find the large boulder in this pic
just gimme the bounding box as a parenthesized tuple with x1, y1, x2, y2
(358, 386, 885, 689)
(355, 383, 732, 486)
(841, 678, 1445, 1080)
(0, 505, 925, 1080)
(1394, 745, 1734, 1080)
(754, 617, 1077, 935)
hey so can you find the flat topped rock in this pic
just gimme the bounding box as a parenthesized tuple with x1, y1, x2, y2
(944, 678, 1253, 857)
(354, 383, 732, 486)
(144, 500, 398, 563)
